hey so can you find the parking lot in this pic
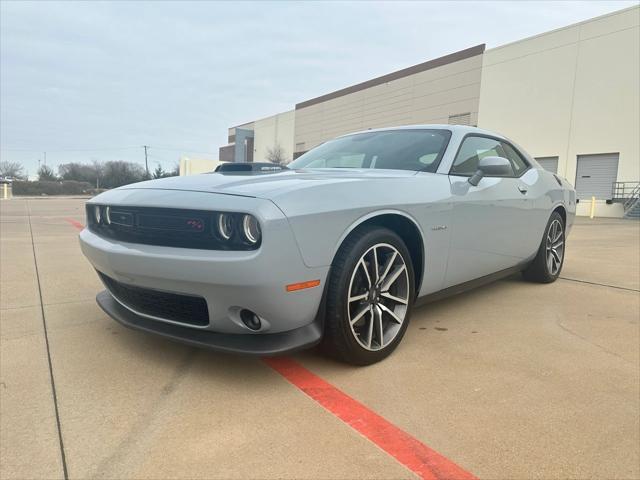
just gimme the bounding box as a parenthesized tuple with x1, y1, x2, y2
(1, 197, 638, 480)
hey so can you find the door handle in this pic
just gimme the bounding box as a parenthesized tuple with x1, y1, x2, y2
(518, 185, 528, 194)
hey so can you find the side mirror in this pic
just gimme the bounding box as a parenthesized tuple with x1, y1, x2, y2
(468, 156, 513, 186)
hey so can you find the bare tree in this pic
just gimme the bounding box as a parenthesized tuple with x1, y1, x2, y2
(37, 164, 58, 181)
(91, 159, 105, 188)
(152, 164, 166, 179)
(58, 162, 97, 183)
(0, 160, 26, 179)
(266, 143, 288, 165)
(100, 160, 146, 188)
(168, 162, 180, 176)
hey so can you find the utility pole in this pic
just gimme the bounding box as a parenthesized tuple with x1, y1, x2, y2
(143, 145, 150, 178)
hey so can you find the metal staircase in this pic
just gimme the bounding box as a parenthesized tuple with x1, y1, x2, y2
(613, 182, 640, 219)
(624, 195, 640, 219)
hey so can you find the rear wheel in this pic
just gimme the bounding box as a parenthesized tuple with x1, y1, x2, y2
(323, 226, 415, 365)
(523, 211, 565, 283)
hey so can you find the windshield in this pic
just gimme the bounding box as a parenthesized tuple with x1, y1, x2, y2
(289, 129, 451, 173)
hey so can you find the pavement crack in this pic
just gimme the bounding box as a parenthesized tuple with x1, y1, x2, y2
(558, 276, 639, 293)
(91, 348, 199, 479)
(26, 200, 70, 480)
(554, 315, 633, 365)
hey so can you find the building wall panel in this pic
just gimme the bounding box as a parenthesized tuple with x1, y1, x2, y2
(253, 110, 295, 163)
(294, 48, 484, 153)
(478, 6, 639, 189)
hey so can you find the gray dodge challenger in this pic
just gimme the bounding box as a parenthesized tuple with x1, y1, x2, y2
(80, 125, 576, 365)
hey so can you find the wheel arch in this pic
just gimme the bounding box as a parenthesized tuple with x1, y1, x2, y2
(552, 204, 566, 225)
(333, 210, 425, 294)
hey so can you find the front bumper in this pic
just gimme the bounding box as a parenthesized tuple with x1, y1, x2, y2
(97, 291, 322, 355)
(79, 189, 330, 353)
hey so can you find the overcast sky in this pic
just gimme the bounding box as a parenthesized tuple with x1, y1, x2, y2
(1, 0, 637, 176)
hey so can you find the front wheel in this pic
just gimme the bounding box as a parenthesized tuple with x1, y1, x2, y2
(323, 226, 415, 365)
(522, 211, 565, 283)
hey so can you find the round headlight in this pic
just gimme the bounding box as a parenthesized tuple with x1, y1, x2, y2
(242, 214, 261, 244)
(94, 205, 102, 224)
(217, 213, 234, 240)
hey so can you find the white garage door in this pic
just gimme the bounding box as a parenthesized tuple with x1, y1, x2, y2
(536, 156, 559, 173)
(575, 153, 619, 200)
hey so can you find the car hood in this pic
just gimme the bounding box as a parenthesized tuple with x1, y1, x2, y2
(117, 169, 419, 200)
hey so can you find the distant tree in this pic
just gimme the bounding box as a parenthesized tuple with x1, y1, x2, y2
(91, 160, 105, 188)
(0, 160, 26, 179)
(266, 143, 288, 165)
(168, 162, 180, 176)
(101, 160, 146, 188)
(37, 164, 58, 181)
(58, 162, 97, 184)
(152, 164, 166, 179)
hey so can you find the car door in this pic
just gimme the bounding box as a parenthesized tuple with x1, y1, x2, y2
(444, 135, 533, 288)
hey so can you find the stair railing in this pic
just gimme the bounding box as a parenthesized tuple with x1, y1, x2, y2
(612, 181, 640, 200)
(622, 182, 640, 212)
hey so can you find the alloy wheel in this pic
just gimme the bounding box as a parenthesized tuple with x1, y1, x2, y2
(347, 243, 410, 351)
(546, 219, 564, 275)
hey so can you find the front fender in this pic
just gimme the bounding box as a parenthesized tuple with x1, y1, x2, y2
(270, 174, 454, 295)
(333, 209, 426, 263)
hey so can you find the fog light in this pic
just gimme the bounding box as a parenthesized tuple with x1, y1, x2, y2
(239, 309, 261, 331)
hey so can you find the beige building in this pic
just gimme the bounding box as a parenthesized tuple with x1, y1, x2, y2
(254, 110, 295, 163)
(221, 6, 639, 217)
(293, 45, 484, 157)
(178, 156, 225, 176)
(478, 6, 639, 217)
(220, 111, 296, 164)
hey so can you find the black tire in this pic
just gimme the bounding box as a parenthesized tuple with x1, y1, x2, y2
(323, 226, 415, 365)
(522, 211, 565, 283)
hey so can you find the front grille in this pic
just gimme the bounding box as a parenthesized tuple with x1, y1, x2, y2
(86, 205, 260, 251)
(99, 273, 209, 326)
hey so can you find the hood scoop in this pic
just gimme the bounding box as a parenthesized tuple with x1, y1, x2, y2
(214, 162, 288, 174)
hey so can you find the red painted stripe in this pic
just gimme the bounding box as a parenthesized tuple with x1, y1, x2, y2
(263, 357, 476, 480)
(65, 218, 84, 231)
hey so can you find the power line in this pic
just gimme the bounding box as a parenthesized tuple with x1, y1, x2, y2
(0, 146, 141, 153)
(142, 145, 216, 156)
(147, 152, 176, 163)
(1, 144, 216, 155)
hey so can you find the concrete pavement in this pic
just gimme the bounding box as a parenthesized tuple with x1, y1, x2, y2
(1, 198, 638, 479)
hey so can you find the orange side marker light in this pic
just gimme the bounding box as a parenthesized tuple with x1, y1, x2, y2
(286, 280, 321, 292)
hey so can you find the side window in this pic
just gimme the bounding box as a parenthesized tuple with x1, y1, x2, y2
(501, 142, 529, 176)
(451, 136, 506, 175)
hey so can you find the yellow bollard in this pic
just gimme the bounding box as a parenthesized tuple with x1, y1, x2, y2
(3, 183, 7, 200)
(589, 196, 596, 219)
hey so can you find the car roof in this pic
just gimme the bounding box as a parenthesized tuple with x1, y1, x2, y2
(337, 124, 508, 140)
